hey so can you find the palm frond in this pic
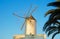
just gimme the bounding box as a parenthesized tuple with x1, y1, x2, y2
(43, 21, 50, 31)
(43, 19, 57, 31)
(44, 9, 60, 27)
(45, 9, 60, 17)
(48, 9, 60, 20)
(47, 2, 60, 7)
(45, 26, 57, 33)
(49, 15, 60, 25)
(47, 28, 57, 36)
(54, 15, 60, 20)
(52, 32, 60, 39)
(46, 13, 60, 25)
(45, 9, 55, 17)
(58, 25, 60, 31)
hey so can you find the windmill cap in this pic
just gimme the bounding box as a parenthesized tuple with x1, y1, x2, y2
(29, 15, 36, 20)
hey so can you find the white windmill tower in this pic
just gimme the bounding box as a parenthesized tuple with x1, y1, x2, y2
(13, 4, 37, 35)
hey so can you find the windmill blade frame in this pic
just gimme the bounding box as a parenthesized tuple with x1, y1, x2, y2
(13, 13, 26, 18)
(25, 4, 32, 17)
(20, 21, 26, 30)
(29, 6, 38, 16)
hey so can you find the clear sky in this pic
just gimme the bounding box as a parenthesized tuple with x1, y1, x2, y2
(0, 0, 60, 39)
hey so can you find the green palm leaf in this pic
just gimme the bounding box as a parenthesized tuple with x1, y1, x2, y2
(47, 2, 60, 7)
(54, 15, 60, 20)
(43, 9, 60, 31)
(44, 9, 60, 27)
(45, 9, 55, 17)
(45, 26, 57, 33)
(43, 19, 58, 31)
(58, 25, 60, 31)
(45, 9, 60, 17)
(47, 28, 57, 36)
(52, 32, 60, 39)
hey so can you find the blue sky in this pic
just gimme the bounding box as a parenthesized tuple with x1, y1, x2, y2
(0, 0, 60, 39)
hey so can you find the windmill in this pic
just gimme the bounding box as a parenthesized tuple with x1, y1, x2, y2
(13, 4, 38, 35)
(13, 4, 46, 39)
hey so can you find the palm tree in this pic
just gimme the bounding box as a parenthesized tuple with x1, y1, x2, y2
(43, 0, 60, 39)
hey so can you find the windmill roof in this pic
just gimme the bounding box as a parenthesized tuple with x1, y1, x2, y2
(29, 15, 36, 21)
